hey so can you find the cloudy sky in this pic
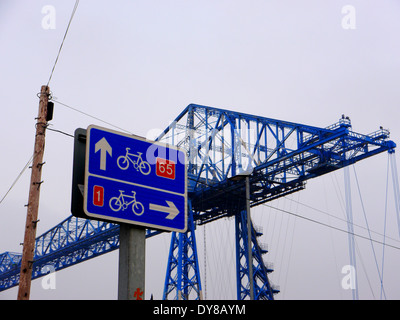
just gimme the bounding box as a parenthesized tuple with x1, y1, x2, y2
(0, 0, 400, 300)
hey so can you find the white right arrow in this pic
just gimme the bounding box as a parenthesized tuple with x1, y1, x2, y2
(149, 201, 179, 220)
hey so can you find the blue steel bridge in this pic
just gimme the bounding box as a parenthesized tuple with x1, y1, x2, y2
(0, 104, 396, 299)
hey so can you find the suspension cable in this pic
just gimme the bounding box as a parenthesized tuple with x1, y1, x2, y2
(353, 165, 386, 299)
(380, 153, 390, 299)
(389, 151, 400, 238)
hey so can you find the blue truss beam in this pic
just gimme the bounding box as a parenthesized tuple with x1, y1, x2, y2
(0, 216, 119, 291)
(0, 216, 160, 292)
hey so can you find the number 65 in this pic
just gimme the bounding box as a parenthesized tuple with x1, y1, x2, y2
(156, 158, 175, 180)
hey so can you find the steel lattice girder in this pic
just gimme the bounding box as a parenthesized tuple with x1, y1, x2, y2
(0, 216, 119, 291)
(0, 104, 396, 296)
(156, 104, 395, 224)
(0, 214, 162, 291)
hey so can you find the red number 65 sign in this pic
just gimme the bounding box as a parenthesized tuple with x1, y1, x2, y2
(156, 158, 175, 180)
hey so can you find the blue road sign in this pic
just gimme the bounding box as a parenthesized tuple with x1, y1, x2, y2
(84, 125, 187, 232)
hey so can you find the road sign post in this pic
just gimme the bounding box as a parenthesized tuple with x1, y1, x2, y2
(72, 124, 187, 300)
(118, 224, 145, 300)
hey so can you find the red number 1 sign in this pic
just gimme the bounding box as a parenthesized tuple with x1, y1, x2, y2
(93, 185, 104, 207)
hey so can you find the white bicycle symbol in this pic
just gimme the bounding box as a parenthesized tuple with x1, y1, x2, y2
(109, 190, 144, 216)
(117, 148, 151, 175)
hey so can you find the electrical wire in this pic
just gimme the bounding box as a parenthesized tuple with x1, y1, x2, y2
(262, 203, 400, 251)
(52, 99, 134, 135)
(0, 154, 34, 206)
(4, 1, 81, 208)
(47, 126, 74, 138)
(47, 0, 80, 86)
(284, 195, 400, 246)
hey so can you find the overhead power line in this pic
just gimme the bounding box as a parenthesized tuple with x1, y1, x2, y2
(52, 99, 134, 135)
(263, 203, 400, 252)
(47, 126, 74, 138)
(284, 195, 400, 246)
(47, 0, 80, 86)
(0, 155, 34, 206)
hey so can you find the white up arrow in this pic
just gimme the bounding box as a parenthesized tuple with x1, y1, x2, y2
(149, 201, 179, 220)
(95, 137, 112, 170)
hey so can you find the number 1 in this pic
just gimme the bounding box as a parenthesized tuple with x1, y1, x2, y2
(93, 185, 104, 207)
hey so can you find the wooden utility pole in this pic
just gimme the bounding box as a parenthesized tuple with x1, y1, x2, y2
(17, 85, 50, 300)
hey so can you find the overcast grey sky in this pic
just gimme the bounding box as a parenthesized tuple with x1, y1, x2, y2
(1, 0, 400, 300)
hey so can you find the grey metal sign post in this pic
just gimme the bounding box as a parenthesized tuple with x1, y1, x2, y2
(118, 224, 145, 300)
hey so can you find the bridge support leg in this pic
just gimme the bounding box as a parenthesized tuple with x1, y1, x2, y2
(163, 200, 203, 300)
(235, 209, 277, 300)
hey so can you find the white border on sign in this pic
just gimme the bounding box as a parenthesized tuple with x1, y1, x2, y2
(83, 124, 188, 233)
